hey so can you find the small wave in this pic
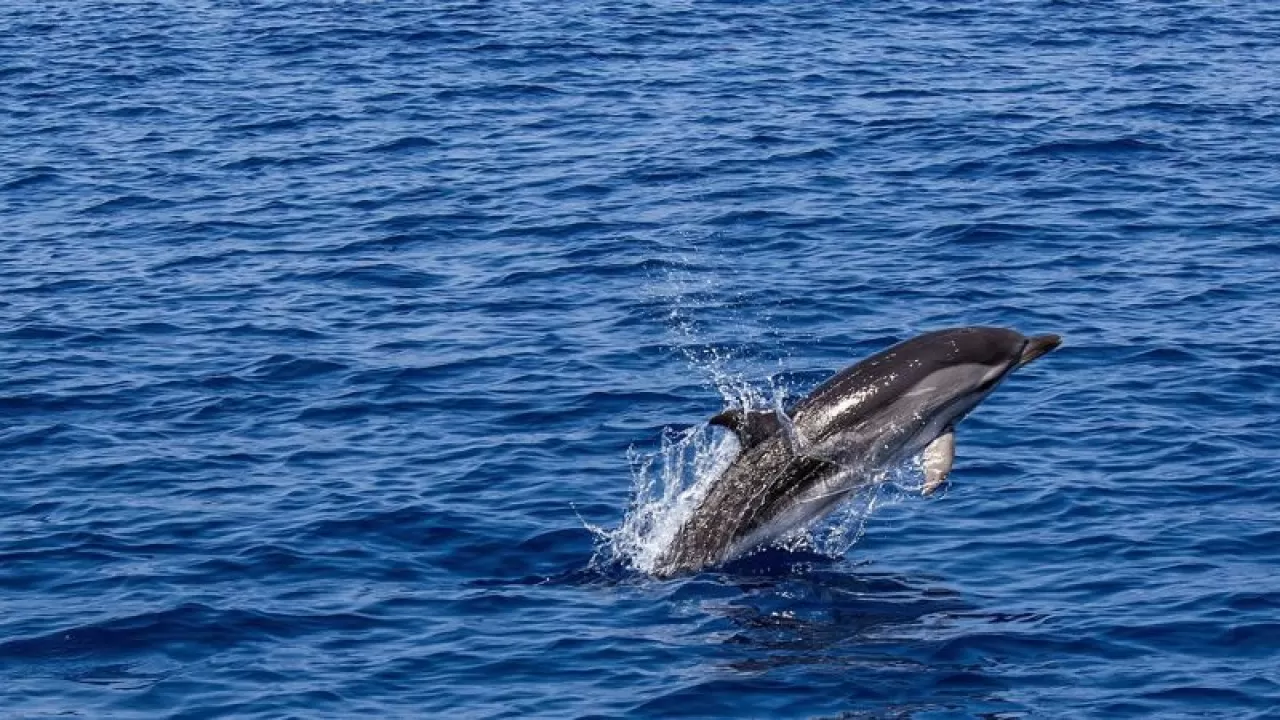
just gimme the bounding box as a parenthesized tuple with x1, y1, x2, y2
(434, 84, 563, 102)
(243, 354, 348, 382)
(924, 221, 1044, 246)
(219, 154, 332, 170)
(1, 170, 61, 191)
(1015, 137, 1173, 157)
(80, 194, 176, 214)
(0, 602, 383, 662)
(859, 87, 942, 99)
(363, 136, 441, 153)
(274, 264, 445, 290)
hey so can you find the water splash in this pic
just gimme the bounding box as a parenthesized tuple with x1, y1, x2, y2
(590, 248, 928, 574)
(592, 417, 929, 574)
(590, 357, 931, 575)
(807, 463, 923, 557)
(594, 424, 738, 574)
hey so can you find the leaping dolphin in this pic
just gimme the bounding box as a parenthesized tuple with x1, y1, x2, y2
(653, 327, 1061, 577)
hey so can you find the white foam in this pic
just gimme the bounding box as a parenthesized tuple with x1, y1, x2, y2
(589, 256, 925, 574)
(591, 424, 737, 574)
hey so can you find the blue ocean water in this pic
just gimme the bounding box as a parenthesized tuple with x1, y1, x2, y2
(3, 0, 1280, 717)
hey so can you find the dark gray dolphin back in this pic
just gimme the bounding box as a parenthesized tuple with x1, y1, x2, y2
(792, 327, 1027, 424)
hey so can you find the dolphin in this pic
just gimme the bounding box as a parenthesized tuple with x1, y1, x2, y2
(653, 327, 1061, 577)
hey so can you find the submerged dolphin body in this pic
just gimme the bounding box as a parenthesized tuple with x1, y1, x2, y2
(653, 327, 1061, 577)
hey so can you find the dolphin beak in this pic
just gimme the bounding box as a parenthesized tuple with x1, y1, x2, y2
(1018, 334, 1062, 367)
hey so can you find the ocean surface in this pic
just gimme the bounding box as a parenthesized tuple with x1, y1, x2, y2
(3, 1, 1280, 717)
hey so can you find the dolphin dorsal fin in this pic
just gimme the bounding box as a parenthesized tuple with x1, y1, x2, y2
(708, 408, 783, 450)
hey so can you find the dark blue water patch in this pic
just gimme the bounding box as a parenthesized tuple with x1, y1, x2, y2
(240, 354, 348, 382)
(361, 136, 441, 154)
(1015, 137, 1174, 158)
(0, 601, 388, 665)
(1, 169, 63, 191)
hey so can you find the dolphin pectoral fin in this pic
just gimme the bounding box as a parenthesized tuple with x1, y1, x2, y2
(708, 409, 782, 450)
(921, 431, 955, 496)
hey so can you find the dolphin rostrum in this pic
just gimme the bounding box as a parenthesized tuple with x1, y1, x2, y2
(653, 327, 1061, 577)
